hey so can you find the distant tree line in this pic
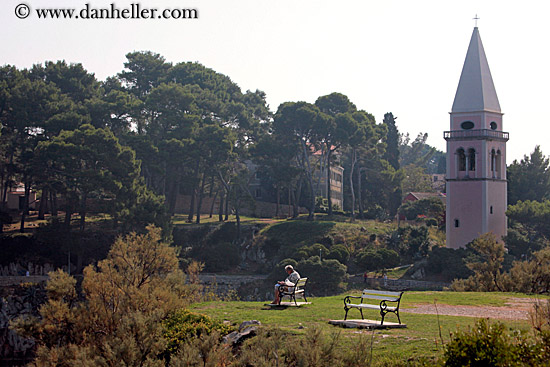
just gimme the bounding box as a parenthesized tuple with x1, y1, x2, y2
(1, 52, 433, 233)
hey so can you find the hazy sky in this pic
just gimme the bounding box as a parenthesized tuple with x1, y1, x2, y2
(2, 0, 549, 164)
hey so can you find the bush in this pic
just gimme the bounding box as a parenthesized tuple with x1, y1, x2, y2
(296, 257, 347, 296)
(162, 309, 234, 355)
(426, 247, 471, 281)
(355, 247, 399, 272)
(443, 319, 543, 366)
(326, 244, 350, 265)
(195, 241, 240, 272)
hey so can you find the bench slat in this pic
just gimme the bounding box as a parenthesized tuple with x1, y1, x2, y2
(361, 289, 402, 297)
(345, 303, 397, 311)
(360, 294, 400, 302)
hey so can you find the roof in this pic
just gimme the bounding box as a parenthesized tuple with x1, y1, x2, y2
(451, 27, 501, 114)
(404, 192, 446, 203)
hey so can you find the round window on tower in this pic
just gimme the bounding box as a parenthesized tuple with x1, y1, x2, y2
(490, 121, 497, 130)
(461, 121, 474, 130)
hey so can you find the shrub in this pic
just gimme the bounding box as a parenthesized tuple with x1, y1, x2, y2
(426, 246, 471, 281)
(162, 309, 234, 355)
(355, 247, 399, 272)
(297, 257, 347, 296)
(326, 244, 350, 265)
(443, 319, 542, 366)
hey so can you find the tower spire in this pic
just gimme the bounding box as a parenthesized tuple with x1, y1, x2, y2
(451, 27, 501, 113)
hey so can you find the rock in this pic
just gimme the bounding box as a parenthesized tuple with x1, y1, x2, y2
(223, 320, 261, 346)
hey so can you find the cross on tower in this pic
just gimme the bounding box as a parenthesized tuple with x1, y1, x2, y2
(473, 14, 480, 27)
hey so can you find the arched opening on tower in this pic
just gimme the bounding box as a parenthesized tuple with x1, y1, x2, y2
(491, 149, 496, 177)
(457, 148, 466, 172)
(468, 148, 476, 172)
(496, 150, 502, 178)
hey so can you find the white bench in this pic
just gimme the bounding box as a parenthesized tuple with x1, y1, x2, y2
(343, 289, 403, 324)
(278, 277, 308, 305)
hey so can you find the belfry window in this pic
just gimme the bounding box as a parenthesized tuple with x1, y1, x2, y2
(457, 148, 466, 171)
(468, 148, 476, 171)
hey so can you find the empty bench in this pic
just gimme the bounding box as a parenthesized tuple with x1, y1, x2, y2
(278, 277, 308, 305)
(343, 289, 403, 325)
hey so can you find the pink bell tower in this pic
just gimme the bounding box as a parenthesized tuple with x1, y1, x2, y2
(445, 26, 509, 249)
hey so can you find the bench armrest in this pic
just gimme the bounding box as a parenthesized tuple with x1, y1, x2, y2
(343, 295, 362, 305)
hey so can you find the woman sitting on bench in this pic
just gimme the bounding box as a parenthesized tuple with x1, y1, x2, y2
(271, 264, 300, 304)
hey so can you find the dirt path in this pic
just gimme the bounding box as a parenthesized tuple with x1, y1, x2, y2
(403, 298, 539, 320)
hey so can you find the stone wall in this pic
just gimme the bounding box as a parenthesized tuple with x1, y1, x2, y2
(198, 273, 269, 301)
(0, 263, 55, 277)
(352, 276, 450, 291)
(0, 283, 45, 363)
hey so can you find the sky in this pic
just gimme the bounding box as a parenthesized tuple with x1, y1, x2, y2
(2, 0, 550, 164)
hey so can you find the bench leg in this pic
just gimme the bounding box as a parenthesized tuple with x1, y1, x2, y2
(292, 295, 297, 306)
(380, 310, 385, 325)
(396, 311, 401, 324)
(344, 307, 349, 320)
(359, 309, 364, 320)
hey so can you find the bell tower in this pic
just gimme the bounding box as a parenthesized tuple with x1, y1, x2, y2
(445, 27, 509, 249)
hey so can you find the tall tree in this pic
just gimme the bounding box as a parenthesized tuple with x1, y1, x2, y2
(508, 146, 550, 205)
(273, 101, 326, 220)
(382, 112, 402, 217)
(315, 92, 356, 215)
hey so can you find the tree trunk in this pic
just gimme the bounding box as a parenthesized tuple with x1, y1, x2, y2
(38, 188, 48, 220)
(50, 191, 58, 217)
(64, 194, 73, 230)
(275, 185, 280, 217)
(358, 168, 365, 219)
(168, 174, 180, 216)
(288, 187, 291, 218)
(219, 189, 224, 222)
(327, 148, 333, 216)
(349, 149, 357, 222)
(224, 193, 230, 221)
(79, 192, 87, 233)
(19, 179, 30, 233)
(195, 173, 206, 224)
(209, 190, 218, 218)
(187, 159, 201, 223)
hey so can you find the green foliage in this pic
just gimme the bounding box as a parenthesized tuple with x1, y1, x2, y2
(426, 247, 471, 281)
(296, 243, 330, 260)
(507, 145, 550, 205)
(389, 225, 432, 260)
(326, 244, 351, 265)
(399, 197, 444, 221)
(12, 226, 198, 366)
(451, 233, 506, 292)
(355, 247, 399, 271)
(507, 199, 550, 241)
(507, 247, 550, 294)
(288, 257, 347, 296)
(162, 309, 233, 355)
(443, 319, 543, 367)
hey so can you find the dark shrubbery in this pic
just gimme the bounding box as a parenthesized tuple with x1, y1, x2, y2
(426, 246, 471, 281)
(269, 257, 347, 296)
(355, 247, 399, 272)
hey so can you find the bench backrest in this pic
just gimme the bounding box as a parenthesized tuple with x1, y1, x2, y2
(295, 277, 308, 289)
(361, 289, 402, 302)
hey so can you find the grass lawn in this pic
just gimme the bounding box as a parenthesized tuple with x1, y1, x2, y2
(190, 291, 538, 365)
